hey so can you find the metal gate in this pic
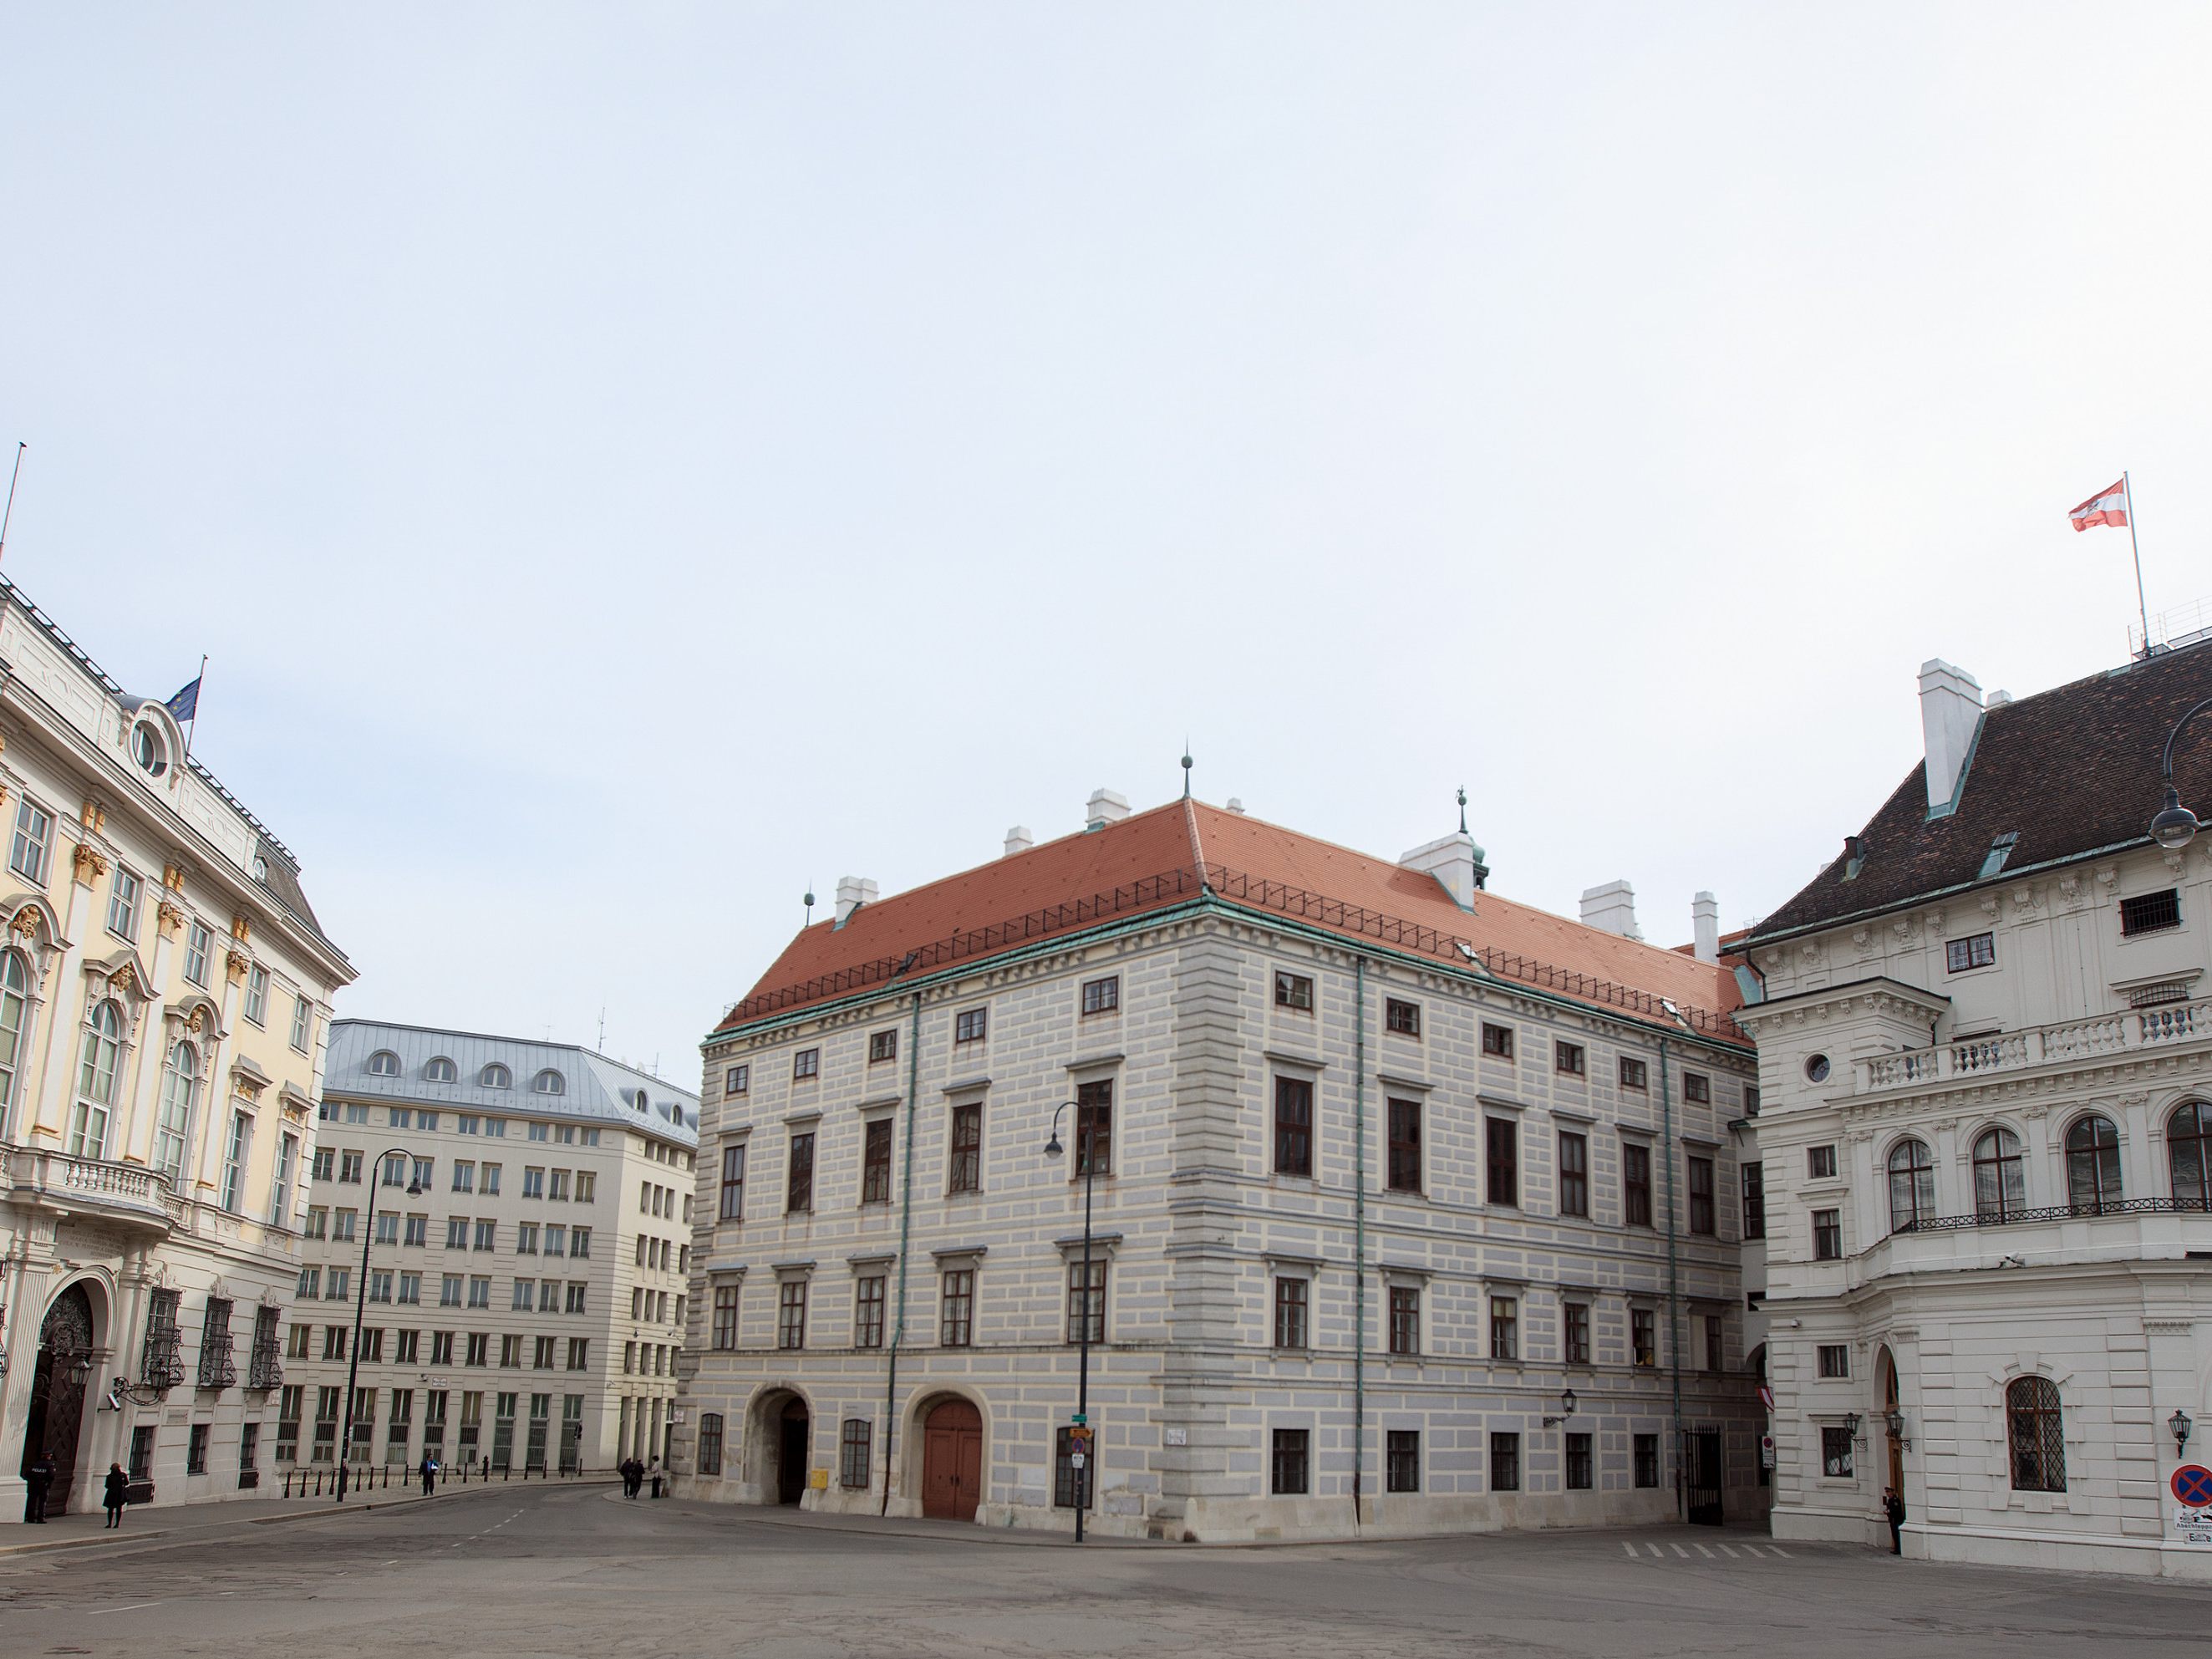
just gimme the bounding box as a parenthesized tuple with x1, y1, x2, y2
(1682, 1428, 1724, 1525)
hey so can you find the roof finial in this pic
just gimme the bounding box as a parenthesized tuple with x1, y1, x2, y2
(804, 881, 816, 925)
(1457, 785, 1468, 835)
(1182, 742, 1193, 799)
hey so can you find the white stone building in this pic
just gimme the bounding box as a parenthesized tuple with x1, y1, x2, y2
(283, 1020, 699, 1478)
(677, 791, 1762, 1540)
(1738, 643, 2212, 1578)
(0, 573, 354, 1519)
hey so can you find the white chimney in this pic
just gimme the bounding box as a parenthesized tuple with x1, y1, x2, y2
(1400, 833, 1478, 912)
(1085, 789, 1130, 831)
(1920, 659, 1983, 815)
(1692, 891, 1721, 964)
(1580, 880, 1642, 940)
(1226, 797, 1244, 814)
(1004, 826, 1033, 857)
(834, 875, 878, 928)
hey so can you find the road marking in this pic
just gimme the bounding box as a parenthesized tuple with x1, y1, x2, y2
(1738, 1544, 1762, 1557)
(88, 1601, 165, 1616)
(1670, 1544, 1689, 1557)
(1694, 1544, 1715, 1558)
(1621, 1543, 1638, 1557)
(1645, 1543, 1663, 1557)
(1718, 1544, 1740, 1558)
(1767, 1544, 1792, 1557)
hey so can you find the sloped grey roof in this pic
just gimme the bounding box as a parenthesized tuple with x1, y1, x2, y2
(326, 1018, 699, 1143)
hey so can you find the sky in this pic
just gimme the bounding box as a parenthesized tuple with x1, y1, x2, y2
(3, 3, 2209, 1083)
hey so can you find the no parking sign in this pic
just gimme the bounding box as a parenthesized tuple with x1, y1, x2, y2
(2172, 1464, 2212, 1547)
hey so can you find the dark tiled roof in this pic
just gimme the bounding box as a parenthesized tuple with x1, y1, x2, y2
(1751, 639, 2212, 942)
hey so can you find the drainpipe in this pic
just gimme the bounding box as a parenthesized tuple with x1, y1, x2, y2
(879, 990, 923, 1514)
(1659, 1030, 1683, 1516)
(1352, 957, 1367, 1534)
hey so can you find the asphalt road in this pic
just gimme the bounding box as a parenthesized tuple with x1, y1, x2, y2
(1, 1484, 2206, 1658)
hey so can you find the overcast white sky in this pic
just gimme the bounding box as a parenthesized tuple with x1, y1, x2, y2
(4, 4, 2209, 1081)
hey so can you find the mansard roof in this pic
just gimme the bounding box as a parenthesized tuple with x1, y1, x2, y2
(716, 799, 1747, 1046)
(1751, 637, 2212, 944)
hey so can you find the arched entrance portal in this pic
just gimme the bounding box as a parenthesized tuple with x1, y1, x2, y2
(23, 1285, 96, 1517)
(1878, 1347, 1904, 1495)
(777, 1399, 811, 1505)
(921, 1397, 983, 1522)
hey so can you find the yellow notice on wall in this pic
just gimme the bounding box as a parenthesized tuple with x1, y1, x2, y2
(809, 1467, 829, 1490)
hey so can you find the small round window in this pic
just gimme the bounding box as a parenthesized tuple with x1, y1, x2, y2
(1805, 1053, 1832, 1083)
(130, 722, 168, 778)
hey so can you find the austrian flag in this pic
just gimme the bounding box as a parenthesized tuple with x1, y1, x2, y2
(2069, 478, 2129, 532)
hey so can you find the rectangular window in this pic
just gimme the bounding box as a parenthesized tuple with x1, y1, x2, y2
(777, 1280, 807, 1350)
(1386, 997, 1420, 1037)
(1488, 1295, 1518, 1361)
(566, 1338, 588, 1371)
(792, 1048, 819, 1081)
(511, 1280, 532, 1311)
(1742, 1161, 1766, 1239)
(221, 1111, 252, 1213)
(187, 1422, 210, 1476)
(1631, 1307, 1656, 1367)
(339, 1151, 363, 1186)
(786, 1131, 815, 1213)
(473, 1219, 496, 1250)
(107, 867, 142, 940)
(725, 1064, 750, 1096)
(1065, 1258, 1108, 1346)
(517, 1222, 539, 1254)
(9, 797, 52, 885)
(547, 1169, 568, 1201)
(1946, 931, 1998, 971)
(430, 1331, 454, 1366)
(1081, 975, 1119, 1015)
(290, 995, 313, 1052)
(1274, 971, 1313, 1010)
(1481, 1021, 1513, 1059)
(1271, 1428, 1310, 1495)
(1565, 1432, 1594, 1490)
(1620, 1056, 1649, 1092)
(1273, 1076, 1314, 1177)
(1485, 1117, 1518, 1206)
(1559, 1132, 1589, 1218)
(1387, 1098, 1422, 1193)
(244, 964, 269, 1026)
(862, 1117, 893, 1204)
(1813, 1208, 1843, 1260)
(1389, 1285, 1421, 1356)
(1075, 1080, 1112, 1177)
(1808, 1144, 1838, 1179)
(184, 920, 212, 987)
(1274, 1277, 1309, 1350)
(1624, 1143, 1653, 1226)
(1555, 1040, 1585, 1076)
(481, 1164, 501, 1195)
(359, 1328, 384, 1364)
(711, 1284, 740, 1350)
(1817, 1343, 1850, 1379)
(575, 1171, 595, 1203)
(440, 1275, 462, 1306)
(868, 1029, 897, 1063)
(396, 1328, 420, 1364)
(1822, 1425, 1854, 1478)
(571, 1225, 591, 1258)
(531, 1336, 553, 1370)
(1744, 1086, 1761, 1115)
(2120, 889, 2182, 937)
(953, 1007, 987, 1044)
(1489, 1432, 1521, 1493)
(719, 1143, 745, 1221)
(1687, 1155, 1716, 1235)
(839, 1418, 870, 1489)
(404, 1213, 428, 1246)
(399, 1273, 421, 1305)
(1635, 1433, 1660, 1488)
(1564, 1301, 1591, 1366)
(948, 1102, 982, 1194)
(1683, 1071, 1711, 1104)
(853, 1275, 886, 1349)
(452, 1163, 475, 1194)
(938, 1269, 974, 1347)
(1386, 1430, 1420, 1494)
(564, 1282, 585, 1314)
(469, 1276, 491, 1308)
(1704, 1314, 1723, 1373)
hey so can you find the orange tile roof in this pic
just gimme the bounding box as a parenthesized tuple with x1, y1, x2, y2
(715, 800, 1747, 1046)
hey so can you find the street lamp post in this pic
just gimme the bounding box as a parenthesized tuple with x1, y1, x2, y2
(336, 1147, 420, 1502)
(1044, 1099, 1096, 1544)
(2147, 695, 2212, 850)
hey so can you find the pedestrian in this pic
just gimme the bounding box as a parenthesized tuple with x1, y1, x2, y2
(628, 1456, 644, 1499)
(649, 1457, 663, 1500)
(1883, 1485, 1907, 1555)
(420, 1453, 439, 1498)
(104, 1463, 129, 1529)
(23, 1449, 54, 1524)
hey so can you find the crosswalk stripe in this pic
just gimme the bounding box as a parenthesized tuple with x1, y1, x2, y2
(1738, 1544, 1762, 1557)
(1622, 1543, 1639, 1558)
(1645, 1543, 1663, 1557)
(1718, 1543, 1740, 1558)
(1766, 1544, 1792, 1557)
(1694, 1544, 1715, 1558)
(1670, 1544, 1689, 1557)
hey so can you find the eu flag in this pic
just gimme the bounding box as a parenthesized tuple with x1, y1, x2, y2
(165, 676, 201, 722)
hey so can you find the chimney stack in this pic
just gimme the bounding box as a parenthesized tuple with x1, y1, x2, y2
(1919, 659, 1983, 816)
(1400, 833, 1480, 912)
(1580, 880, 1643, 941)
(1085, 789, 1130, 832)
(1691, 891, 1720, 964)
(834, 875, 879, 928)
(1004, 827, 1033, 857)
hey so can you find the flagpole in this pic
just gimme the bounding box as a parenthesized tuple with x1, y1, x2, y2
(186, 654, 206, 758)
(0, 442, 24, 567)
(2125, 471, 2151, 656)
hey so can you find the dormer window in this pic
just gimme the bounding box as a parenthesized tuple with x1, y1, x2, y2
(1977, 832, 2019, 880)
(130, 720, 169, 778)
(425, 1056, 458, 1084)
(532, 1068, 566, 1096)
(480, 1063, 511, 1088)
(368, 1050, 401, 1077)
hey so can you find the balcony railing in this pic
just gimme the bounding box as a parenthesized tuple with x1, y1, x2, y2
(1892, 1195, 2209, 1234)
(248, 1334, 284, 1391)
(140, 1329, 186, 1392)
(3, 1148, 182, 1229)
(1866, 995, 2209, 1092)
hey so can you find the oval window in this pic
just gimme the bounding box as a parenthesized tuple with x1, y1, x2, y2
(130, 722, 168, 778)
(1805, 1054, 1832, 1083)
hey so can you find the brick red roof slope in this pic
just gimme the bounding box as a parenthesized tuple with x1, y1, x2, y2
(1752, 639, 2212, 943)
(716, 799, 1745, 1041)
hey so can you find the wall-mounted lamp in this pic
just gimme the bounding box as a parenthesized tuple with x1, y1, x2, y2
(1842, 1412, 1863, 1441)
(1884, 1407, 1911, 1451)
(2171, 1409, 2194, 1456)
(1542, 1388, 1579, 1428)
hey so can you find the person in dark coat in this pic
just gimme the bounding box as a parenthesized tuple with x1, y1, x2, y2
(1883, 1485, 1907, 1555)
(23, 1450, 54, 1524)
(419, 1453, 438, 1498)
(104, 1463, 129, 1528)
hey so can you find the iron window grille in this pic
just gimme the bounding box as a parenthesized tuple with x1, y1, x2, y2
(1634, 1433, 1660, 1488)
(2119, 888, 2182, 938)
(1565, 1433, 1594, 1490)
(2006, 1377, 2066, 1491)
(1270, 1428, 1309, 1495)
(197, 1297, 237, 1390)
(141, 1289, 186, 1392)
(1489, 1432, 1521, 1492)
(248, 1305, 283, 1390)
(1821, 1426, 1854, 1478)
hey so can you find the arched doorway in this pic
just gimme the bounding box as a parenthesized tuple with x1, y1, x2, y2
(921, 1397, 983, 1522)
(1878, 1347, 1904, 1495)
(777, 1399, 810, 1505)
(23, 1285, 96, 1517)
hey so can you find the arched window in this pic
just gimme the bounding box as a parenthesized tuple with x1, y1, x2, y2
(1886, 1138, 1936, 1233)
(0, 949, 31, 1114)
(2063, 1115, 2123, 1213)
(533, 1068, 566, 1097)
(368, 1050, 401, 1077)
(2006, 1376, 2066, 1492)
(425, 1056, 458, 1084)
(71, 999, 124, 1159)
(480, 1063, 511, 1089)
(155, 1040, 203, 1183)
(1971, 1126, 2026, 1221)
(2169, 1102, 2212, 1209)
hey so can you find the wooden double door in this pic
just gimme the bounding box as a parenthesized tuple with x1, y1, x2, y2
(921, 1399, 982, 1522)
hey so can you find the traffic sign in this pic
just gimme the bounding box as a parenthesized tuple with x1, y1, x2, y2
(1071, 1413, 1086, 1426)
(1068, 1425, 1093, 1443)
(1070, 1453, 1086, 1468)
(2173, 1464, 2212, 1508)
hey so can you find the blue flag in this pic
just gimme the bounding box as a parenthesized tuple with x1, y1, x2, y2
(165, 676, 201, 723)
